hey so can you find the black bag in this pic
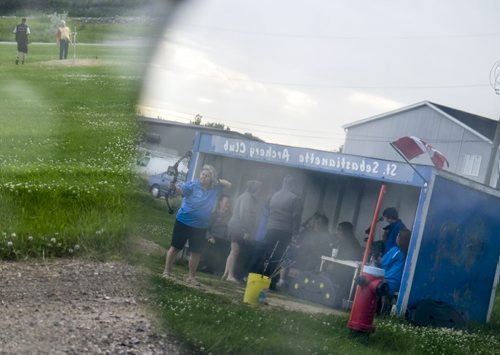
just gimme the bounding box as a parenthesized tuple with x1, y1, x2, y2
(405, 299, 465, 329)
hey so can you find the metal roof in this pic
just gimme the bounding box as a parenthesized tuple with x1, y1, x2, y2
(429, 102, 498, 141)
(343, 101, 498, 142)
(138, 116, 265, 142)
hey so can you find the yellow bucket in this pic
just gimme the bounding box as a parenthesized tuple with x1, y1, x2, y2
(243, 273, 271, 304)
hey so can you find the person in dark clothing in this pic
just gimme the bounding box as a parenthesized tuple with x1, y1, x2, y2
(333, 221, 363, 261)
(245, 195, 271, 277)
(292, 214, 332, 271)
(323, 221, 363, 303)
(222, 180, 262, 282)
(261, 175, 302, 289)
(277, 213, 331, 288)
(199, 194, 232, 275)
(381, 207, 406, 254)
(13, 18, 30, 65)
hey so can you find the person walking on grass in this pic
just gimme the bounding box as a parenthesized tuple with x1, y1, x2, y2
(162, 165, 231, 285)
(56, 20, 71, 60)
(13, 18, 30, 65)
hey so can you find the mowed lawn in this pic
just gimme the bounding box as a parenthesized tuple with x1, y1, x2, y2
(0, 42, 149, 256)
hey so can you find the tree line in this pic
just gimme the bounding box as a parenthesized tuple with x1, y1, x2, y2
(0, 0, 170, 17)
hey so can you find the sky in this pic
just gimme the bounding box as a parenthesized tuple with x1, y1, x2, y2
(138, 0, 500, 152)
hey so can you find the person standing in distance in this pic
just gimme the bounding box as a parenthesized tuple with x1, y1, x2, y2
(56, 20, 72, 60)
(162, 165, 231, 285)
(13, 18, 30, 65)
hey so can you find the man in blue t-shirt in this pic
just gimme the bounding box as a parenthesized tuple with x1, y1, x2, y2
(162, 165, 231, 284)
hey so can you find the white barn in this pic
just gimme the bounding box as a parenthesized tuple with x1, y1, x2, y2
(342, 101, 500, 188)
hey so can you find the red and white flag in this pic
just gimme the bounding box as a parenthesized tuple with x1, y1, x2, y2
(391, 136, 449, 170)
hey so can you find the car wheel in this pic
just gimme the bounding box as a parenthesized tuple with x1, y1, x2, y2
(150, 184, 160, 198)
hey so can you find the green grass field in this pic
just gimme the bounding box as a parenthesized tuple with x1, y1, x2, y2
(1, 27, 499, 354)
(0, 42, 150, 258)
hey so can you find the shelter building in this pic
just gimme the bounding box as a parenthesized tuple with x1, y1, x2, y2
(185, 132, 500, 323)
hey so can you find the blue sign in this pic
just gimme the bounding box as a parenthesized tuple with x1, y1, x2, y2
(196, 134, 430, 186)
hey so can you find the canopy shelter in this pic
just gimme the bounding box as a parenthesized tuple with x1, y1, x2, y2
(186, 132, 500, 322)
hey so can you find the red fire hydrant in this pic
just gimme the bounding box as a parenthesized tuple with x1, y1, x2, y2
(348, 265, 389, 333)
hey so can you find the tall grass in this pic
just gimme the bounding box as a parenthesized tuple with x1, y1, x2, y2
(0, 42, 148, 258)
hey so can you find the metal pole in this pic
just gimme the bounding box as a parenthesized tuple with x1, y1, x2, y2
(361, 184, 386, 267)
(261, 240, 279, 276)
(73, 27, 77, 60)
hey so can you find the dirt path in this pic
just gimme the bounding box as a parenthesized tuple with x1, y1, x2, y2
(0, 259, 184, 354)
(0, 237, 342, 354)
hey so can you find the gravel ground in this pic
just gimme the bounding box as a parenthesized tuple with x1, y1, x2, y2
(0, 259, 185, 354)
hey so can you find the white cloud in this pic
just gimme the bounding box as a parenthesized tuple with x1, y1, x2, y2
(348, 92, 402, 112)
(198, 97, 214, 104)
(278, 88, 318, 115)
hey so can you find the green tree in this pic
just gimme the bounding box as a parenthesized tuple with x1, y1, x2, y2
(204, 122, 230, 131)
(190, 114, 202, 125)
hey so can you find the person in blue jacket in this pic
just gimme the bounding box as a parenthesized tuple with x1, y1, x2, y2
(377, 228, 411, 313)
(162, 165, 231, 284)
(381, 207, 406, 254)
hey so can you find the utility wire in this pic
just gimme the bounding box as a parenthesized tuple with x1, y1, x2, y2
(162, 67, 490, 90)
(167, 25, 500, 40)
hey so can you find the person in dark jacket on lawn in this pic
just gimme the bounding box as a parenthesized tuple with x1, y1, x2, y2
(13, 18, 30, 65)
